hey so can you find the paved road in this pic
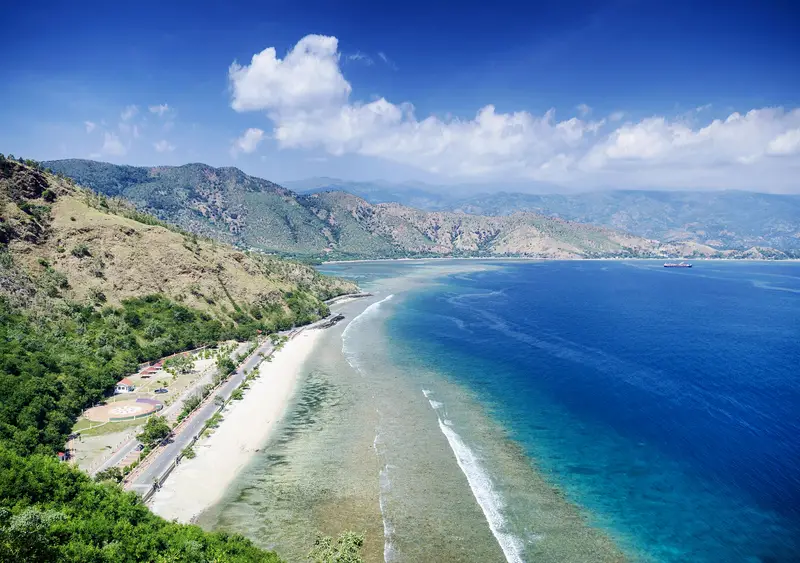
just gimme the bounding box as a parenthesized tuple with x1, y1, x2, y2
(91, 432, 139, 475)
(91, 342, 251, 477)
(125, 339, 276, 496)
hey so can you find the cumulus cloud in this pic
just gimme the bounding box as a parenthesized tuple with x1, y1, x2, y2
(120, 105, 139, 121)
(153, 139, 175, 153)
(149, 103, 170, 116)
(230, 127, 265, 156)
(84, 121, 96, 133)
(766, 128, 800, 156)
(228, 35, 800, 191)
(101, 132, 126, 156)
(229, 35, 350, 113)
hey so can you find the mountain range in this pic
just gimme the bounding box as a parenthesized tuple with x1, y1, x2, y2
(44, 159, 796, 260)
(285, 178, 800, 252)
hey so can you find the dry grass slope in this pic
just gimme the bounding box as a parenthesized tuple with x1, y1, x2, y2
(0, 159, 357, 317)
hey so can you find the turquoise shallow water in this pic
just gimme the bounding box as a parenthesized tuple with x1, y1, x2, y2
(207, 260, 799, 562)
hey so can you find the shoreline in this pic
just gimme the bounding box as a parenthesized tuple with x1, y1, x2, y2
(148, 328, 325, 524)
(322, 256, 799, 264)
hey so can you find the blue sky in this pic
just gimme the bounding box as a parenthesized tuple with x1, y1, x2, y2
(1, 0, 799, 192)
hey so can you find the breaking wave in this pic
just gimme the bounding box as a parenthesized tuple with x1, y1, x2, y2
(341, 294, 394, 375)
(422, 389, 526, 563)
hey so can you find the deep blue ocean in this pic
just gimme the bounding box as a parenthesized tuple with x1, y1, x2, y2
(386, 261, 800, 562)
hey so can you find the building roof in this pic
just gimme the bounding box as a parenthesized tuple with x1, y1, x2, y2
(118, 377, 134, 386)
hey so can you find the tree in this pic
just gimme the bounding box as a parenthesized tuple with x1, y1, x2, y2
(164, 354, 193, 374)
(217, 355, 236, 377)
(307, 531, 365, 563)
(0, 448, 281, 562)
(136, 415, 171, 447)
(0, 506, 66, 562)
(94, 466, 124, 483)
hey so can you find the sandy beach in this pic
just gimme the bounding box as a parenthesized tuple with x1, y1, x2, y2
(149, 328, 325, 523)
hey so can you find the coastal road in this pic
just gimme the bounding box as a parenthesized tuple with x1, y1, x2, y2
(124, 308, 356, 497)
(125, 339, 275, 496)
(91, 343, 251, 477)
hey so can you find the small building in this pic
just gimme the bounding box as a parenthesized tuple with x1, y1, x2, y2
(115, 377, 135, 394)
(140, 366, 158, 378)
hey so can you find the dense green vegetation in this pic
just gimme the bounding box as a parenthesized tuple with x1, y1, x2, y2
(0, 447, 279, 562)
(0, 291, 329, 457)
(0, 294, 226, 456)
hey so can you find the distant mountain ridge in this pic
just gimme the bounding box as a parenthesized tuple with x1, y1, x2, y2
(44, 160, 793, 260)
(285, 178, 800, 251)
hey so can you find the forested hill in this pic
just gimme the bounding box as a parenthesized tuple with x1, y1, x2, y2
(45, 158, 788, 260)
(0, 155, 357, 561)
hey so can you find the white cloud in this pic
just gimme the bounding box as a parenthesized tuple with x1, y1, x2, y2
(149, 103, 170, 116)
(766, 128, 800, 156)
(230, 127, 265, 156)
(120, 105, 139, 121)
(229, 35, 351, 113)
(228, 35, 800, 191)
(154, 139, 175, 153)
(576, 103, 591, 117)
(101, 132, 126, 156)
(84, 121, 96, 133)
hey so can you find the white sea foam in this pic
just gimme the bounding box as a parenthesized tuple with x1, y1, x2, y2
(343, 296, 395, 560)
(341, 294, 394, 375)
(378, 462, 396, 562)
(374, 427, 396, 562)
(424, 390, 526, 563)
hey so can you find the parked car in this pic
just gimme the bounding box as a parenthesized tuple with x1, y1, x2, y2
(154, 388, 168, 394)
(135, 443, 144, 452)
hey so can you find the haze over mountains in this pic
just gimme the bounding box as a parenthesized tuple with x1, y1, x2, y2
(44, 159, 798, 260)
(287, 178, 800, 252)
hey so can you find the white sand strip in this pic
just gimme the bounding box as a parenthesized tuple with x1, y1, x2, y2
(149, 329, 324, 523)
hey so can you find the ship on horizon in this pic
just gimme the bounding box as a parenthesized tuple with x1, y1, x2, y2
(664, 262, 693, 268)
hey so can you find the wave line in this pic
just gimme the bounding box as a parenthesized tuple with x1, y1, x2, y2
(422, 389, 525, 563)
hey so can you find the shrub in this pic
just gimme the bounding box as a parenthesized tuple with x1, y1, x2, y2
(70, 243, 91, 258)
